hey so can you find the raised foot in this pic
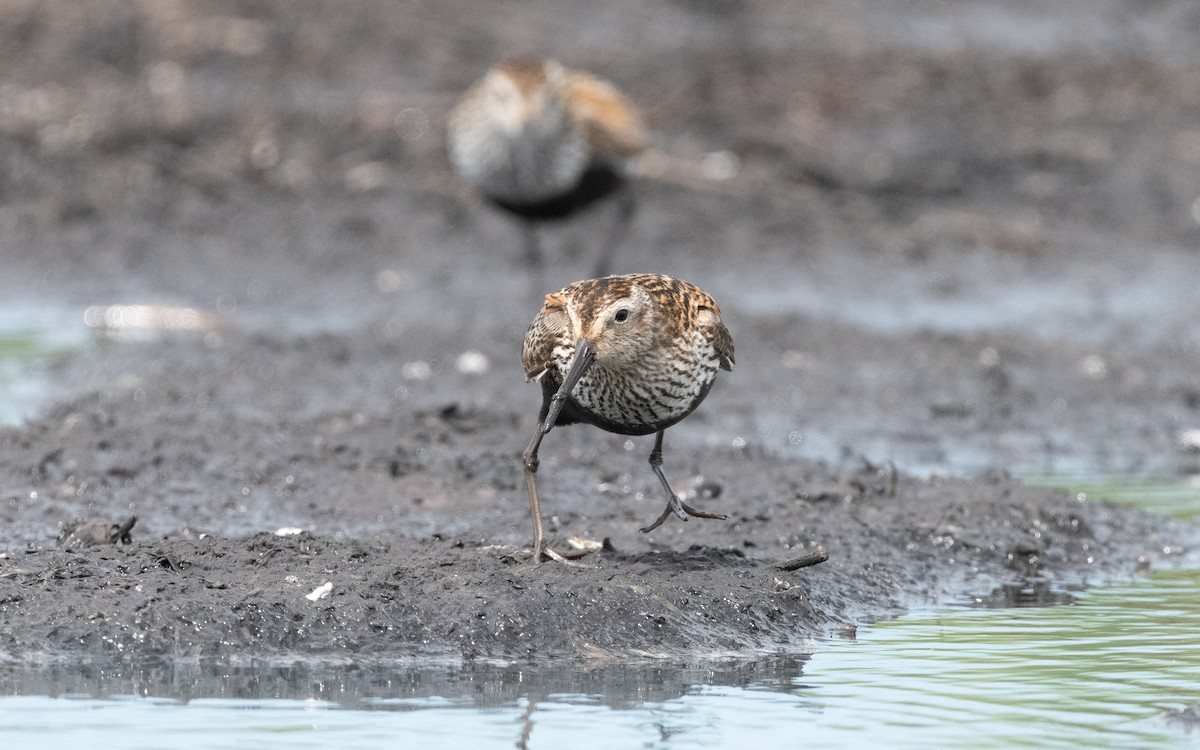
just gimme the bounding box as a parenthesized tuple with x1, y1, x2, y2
(640, 497, 728, 533)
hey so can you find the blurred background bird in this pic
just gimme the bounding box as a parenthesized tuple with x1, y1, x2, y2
(447, 57, 647, 278)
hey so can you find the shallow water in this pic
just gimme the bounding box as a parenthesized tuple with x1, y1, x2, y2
(802, 568, 1200, 749)
(1022, 473, 1200, 522)
(1, 566, 1198, 749)
(0, 305, 90, 426)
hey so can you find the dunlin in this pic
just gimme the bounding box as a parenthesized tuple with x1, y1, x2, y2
(520, 273, 734, 564)
(447, 57, 646, 277)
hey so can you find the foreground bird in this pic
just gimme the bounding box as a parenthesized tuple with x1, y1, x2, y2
(521, 274, 735, 564)
(447, 57, 647, 277)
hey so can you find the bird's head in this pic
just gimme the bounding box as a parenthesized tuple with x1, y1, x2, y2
(483, 58, 568, 136)
(574, 281, 656, 367)
(540, 277, 659, 433)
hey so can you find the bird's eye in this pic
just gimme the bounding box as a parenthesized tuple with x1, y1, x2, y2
(614, 308, 630, 323)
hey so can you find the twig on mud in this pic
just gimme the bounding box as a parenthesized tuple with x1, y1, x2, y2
(774, 549, 829, 571)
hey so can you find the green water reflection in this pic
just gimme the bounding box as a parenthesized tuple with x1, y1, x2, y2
(800, 566, 1200, 748)
(1022, 472, 1200, 521)
(0, 309, 89, 425)
(0, 330, 47, 425)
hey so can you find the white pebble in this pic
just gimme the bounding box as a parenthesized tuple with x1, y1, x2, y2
(305, 581, 333, 602)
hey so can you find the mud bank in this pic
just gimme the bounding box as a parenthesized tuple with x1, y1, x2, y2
(0, 329, 1194, 662)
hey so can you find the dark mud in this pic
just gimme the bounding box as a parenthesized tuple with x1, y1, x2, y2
(1, 0, 1199, 667)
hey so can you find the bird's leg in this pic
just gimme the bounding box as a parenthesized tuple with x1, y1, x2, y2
(522, 421, 574, 565)
(517, 697, 537, 750)
(591, 187, 636, 278)
(640, 430, 728, 533)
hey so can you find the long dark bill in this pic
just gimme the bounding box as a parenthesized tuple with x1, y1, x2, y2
(541, 337, 596, 435)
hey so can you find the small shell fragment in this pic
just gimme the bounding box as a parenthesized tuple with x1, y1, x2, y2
(566, 536, 603, 552)
(305, 581, 333, 601)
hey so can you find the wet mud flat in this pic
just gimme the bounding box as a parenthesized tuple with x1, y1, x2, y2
(0, 330, 1195, 664)
(0, 0, 1199, 673)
